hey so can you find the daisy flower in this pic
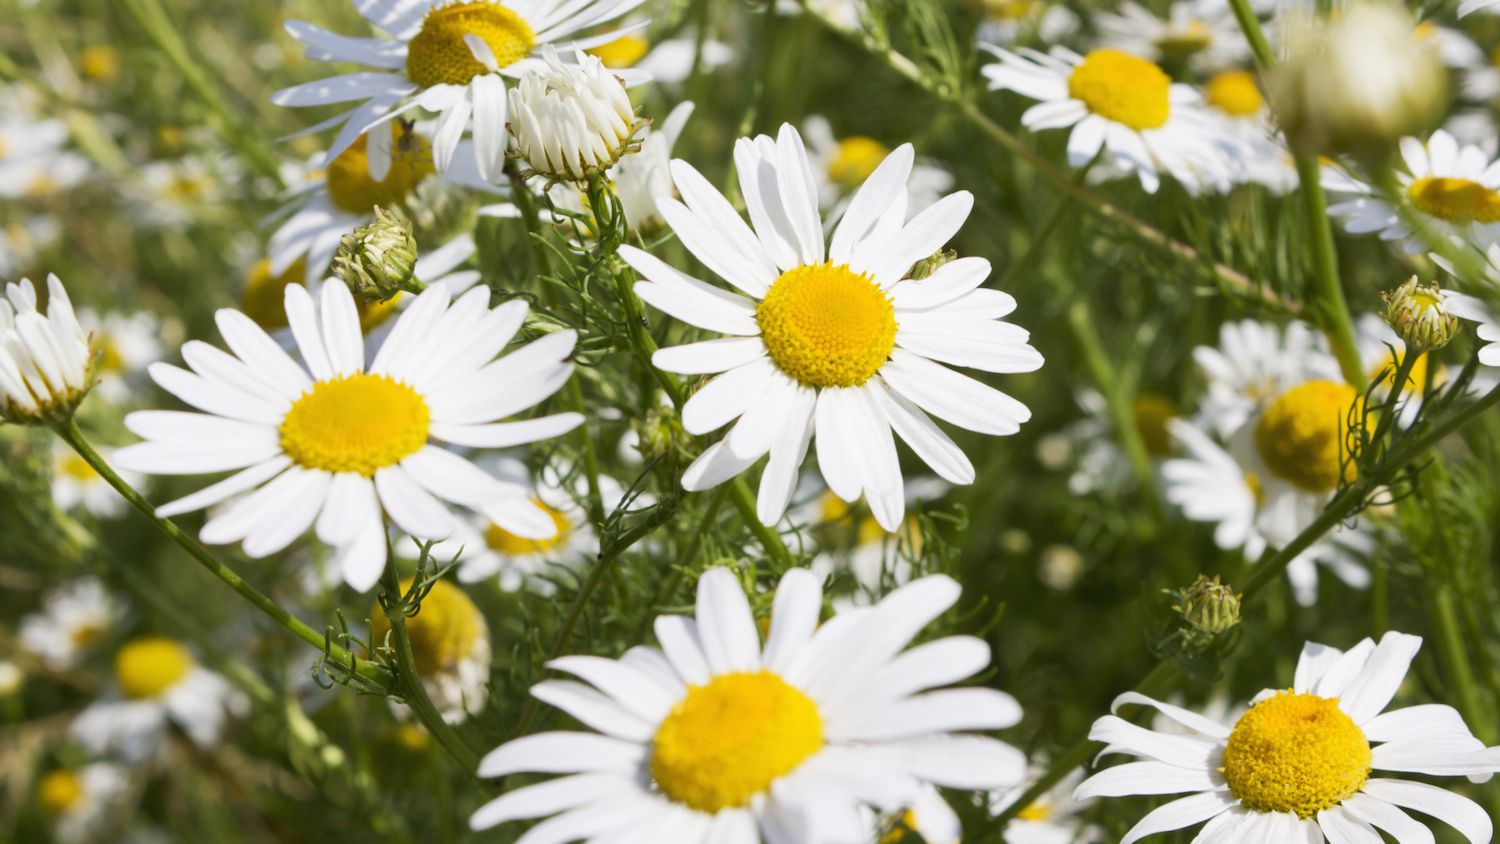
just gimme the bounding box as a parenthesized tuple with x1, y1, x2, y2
(1162, 417, 1372, 606)
(78, 308, 165, 404)
(132, 156, 231, 227)
(1197, 70, 1298, 193)
(20, 577, 117, 670)
(274, 0, 646, 182)
(1062, 389, 1178, 496)
(0, 274, 94, 425)
(1094, 0, 1250, 72)
(1192, 318, 1341, 438)
(588, 30, 733, 86)
(801, 116, 955, 220)
(371, 577, 491, 722)
(36, 763, 130, 844)
(806, 477, 949, 606)
(1324, 129, 1500, 254)
(72, 636, 242, 761)
(50, 440, 141, 519)
(623, 124, 1042, 531)
(114, 279, 582, 591)
(268, 121, 508, 286)
(1076, 631, 1500, 842)
(992, 767, 1101, 844)
(981, 47, 1237, 193)
(0, 107, 89, 199)
(469, 567, 1026, 842)
(542, 101, 695, 233)
(974, 0, 1079, 48)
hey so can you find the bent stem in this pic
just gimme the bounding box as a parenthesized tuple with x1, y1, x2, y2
(52, 417, 388, 688)
(376, 560, 483, 773)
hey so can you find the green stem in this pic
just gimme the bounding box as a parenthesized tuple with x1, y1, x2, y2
(1066, 299, 1162, 507)
(1427, 583, 1488, 740)
(632, 486, 732, 642)
(52, 418, 388, 688)
(376, 561, 483, 773)
(566, 378, 607, 529)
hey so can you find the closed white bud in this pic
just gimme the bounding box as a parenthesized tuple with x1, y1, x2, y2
(1272, 2, 1447, 163)
(508, 48, 645, 183)
(0, 274, 94, 425)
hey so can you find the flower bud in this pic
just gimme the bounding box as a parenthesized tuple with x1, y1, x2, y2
(1172, 575, 1241, 639)
(1271, 2, 1447, 163)
(508, 49, 646, 184)
(1382, 276, 1459, 354)
(334, 207, 419, 301)
(0, 274, 95, 425)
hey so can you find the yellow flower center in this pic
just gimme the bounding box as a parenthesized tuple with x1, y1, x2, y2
(651, 670, 824, 812)
(166, 175, 208, 202)
(405, 1, 536, 87)
(1222, 691, 1371, 818)
(326, 126, 435, 215)
(70, 622, 103, 648)
(59, 453, 99, 481)
(392, 722, 432, 752)
(588, 34, 650, 68)
(370, 579, 484, 675)
(879, 810, 920, 843)
(115, 636, 194, 699)
(1406, 177, 1500, 224)
(482, 499, 570, 555)
(38, 770, 84, 813)
(756, 262, 897, 389)
(1369, 349, 1431, 397)
(1016, 800, 1053, 821)
(1132, 393, 1178, 458)
(1155, 20, 1213, 55)
(79, 45, 120, 81)
(24, 174, 59, 197)
(1067, 49, 1171, 131)
(1254, 380, 1360, 492)
(1205, 70, 1264, 117)
(828, 137, 890, 191)
(279, 373, 430, 477)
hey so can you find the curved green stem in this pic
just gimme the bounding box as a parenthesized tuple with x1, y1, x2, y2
(52, 418, 388, 688)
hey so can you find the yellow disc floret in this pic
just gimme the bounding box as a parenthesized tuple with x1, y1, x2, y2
(1254, 380, 1360, 492)
(1406, 177, 1500, 224)
(116, 636, 194, 699)
(651, 670, 823, 811)
(1222, 691, 1371, 818)
(1205, 70, 1264, 118)
(756, 262, 897, 389)
(1067, 49, 1172, 130)
(406, 1, 535, 87)
(326, 126, 435, 215)
(589, 34, 650, 68)
(1132, 393, 1178, 458)
(370, 579, 484, 675)
(828, 137, 890, 191)
(483, 499, 570, 555)
(280, 373, 430, 476)
(38, 770, 83, 813)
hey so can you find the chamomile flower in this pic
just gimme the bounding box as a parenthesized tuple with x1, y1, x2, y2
(1094, 0, 1250, 72)
(1324, 129, 1500, 253)
(1197, 70, 1298, 192)
(0, 274, 94, 425)
(268, 121, 507, 286)
(72, 636, 241, 761)
(1445, 291, 1500, 366)
(589, 31, 733, 85)
(624, 125, 1041, 531)
(1192, 319, 1341, 438)
(981, 47, 1237, 193)
(1162, 418, 1372, 605)
(1461, 0, 1500, 16)
(611, 100, 693, 232)
(371, 578, 491, 722)
(469, 567, 1026, 842)
(507, 49, 645, 182)
(806, 478, 949, 606)
(974, 0, 1079, 48)
(133, 156, 230, 227)
(274, 0, 646, 182)
(1076, 631, 1500, 842)
(50, 441, 140, 519)
(114, 279, 582, 591)
(20, 577, 117, 670)
(992, 767, 1101, 844)
(1063, 389, 1177, 496)
(78, 309, 165, 404)
(35, 763, 130, 844)
(802, 116, 954, 222)
(0, 107, 89, 199)
(415, 457, 619, 592)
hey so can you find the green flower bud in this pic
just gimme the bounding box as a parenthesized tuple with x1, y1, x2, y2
(334, 207, 419, 302)
(1172, 575, 1241, 639)
(1382, 276, 1459, 354)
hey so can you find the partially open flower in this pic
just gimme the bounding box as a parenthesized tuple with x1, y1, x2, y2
(1382, 276, 1459, 354)
(508, 49, 644, 183)
(0, 274, 94, 425)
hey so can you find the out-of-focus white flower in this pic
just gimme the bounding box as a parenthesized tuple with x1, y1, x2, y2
(371, 578, 491, 723)
(20, 578, 118, 670)
(1192, 319, 1341, 438)
(612, 101, 693, 232)
(508, 50, 645, 182)
(801, 116, 954, 221)
(589, 32, 732, 85)
(0, 215, 61, 277)
(133, 156, 233, 227)
(0, 103, 89, 199)
(0, 660, 21, 695)
(1444, 288, 1500, 367)
(1094, 0, 1250, 72)
(77, 308, 164, 404)
(0, 274, 93, 425)
(36, 763, 130, 844)
(1196, 71, 1298, 192)
(975, 0, 1078, 47)
(50, 441, 139, 518)
(992, 767, 1102, 843)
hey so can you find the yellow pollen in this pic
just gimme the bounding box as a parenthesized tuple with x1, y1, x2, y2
(279, 373, 430, 476)
(1222, 691, 1371, 818)
(1132, 393, 1178, 458)
(38, 770, 84, 814)
(1406, 177, 1500, 224)
(370, 579, 484, 675)
(1067, 49, 1171, 131)
(59, 452, 99, 481)
(79, 45, 120, 81)
(1255, 380, 1360, 492)
(651, 670, 823, 811)
(406, 1, 536, 87)
(981, 0, 1036, 21)
(589, 34, 650, 68)
(483, 499, 570, 555)
(756, 262, 897, 388)
(828, 137, 890, 191)
(819, 490, 853, 524)
(326, 126, 435, 215)
(115, 636, 193, 699)
(1205, 71, 1264, 117)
